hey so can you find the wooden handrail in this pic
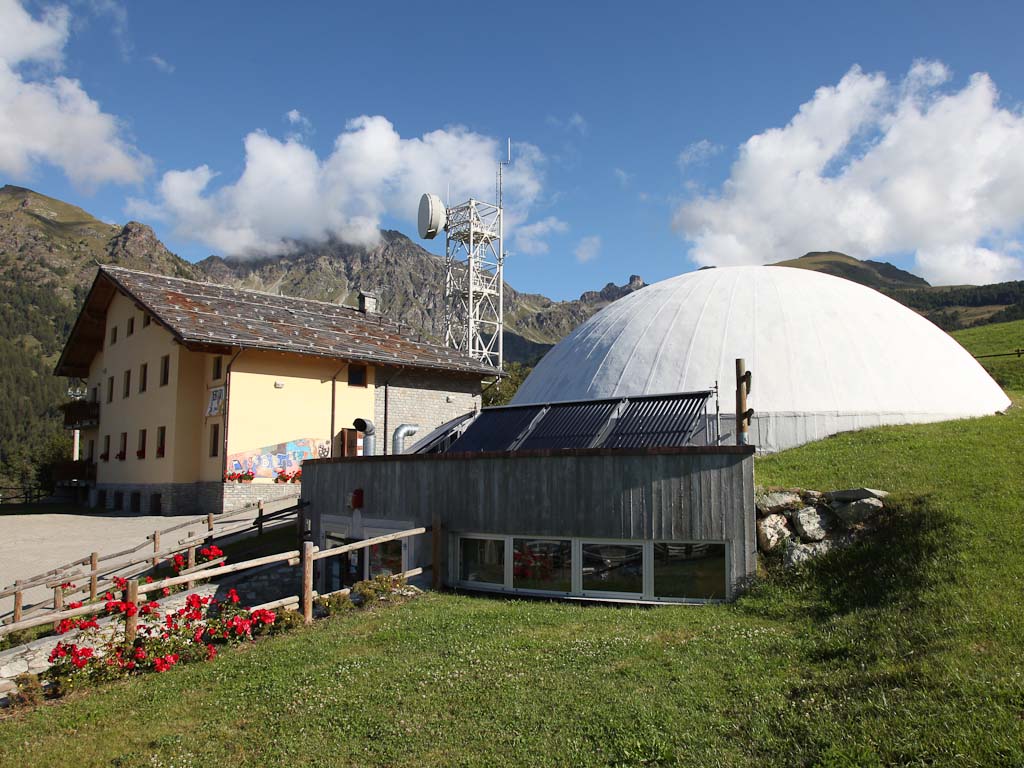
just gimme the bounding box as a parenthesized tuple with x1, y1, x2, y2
(312, 527, 428, 562)
(136, 550, 302, 596)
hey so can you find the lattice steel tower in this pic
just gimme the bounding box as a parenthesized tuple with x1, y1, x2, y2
(417, 147, 508, 370)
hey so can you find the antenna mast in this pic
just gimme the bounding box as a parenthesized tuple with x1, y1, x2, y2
(418, 139, 510, 371)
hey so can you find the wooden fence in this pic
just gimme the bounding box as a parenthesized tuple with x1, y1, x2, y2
(1, 495, 304, 626)
(0, 524, 440, 640)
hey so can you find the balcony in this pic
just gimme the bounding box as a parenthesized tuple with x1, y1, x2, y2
(52, 460, 97, 484)
(61, 400, 100, 429)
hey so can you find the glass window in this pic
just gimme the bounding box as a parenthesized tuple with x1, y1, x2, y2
(513, 538, 571, 592)
(653, 543, 727, 601)
(118, 432, 127, 460)
(212, 356, 222, 381)
(459, 538, 504, 585)
(156, 426, 166, 458)
(582, 542, 643, 594)
(106, 376, 114, 403)
(122, 369, 131, 399)
(368, 540, 403, 578)
(142, 313, 151, 327)
(127, 317, 134, 336)
(139, 363, 147, 393)
(110, 326, 117, 345)
(209, 423, 220, 457)
(160, 355, 170, 386)
(102, 435, 110, 461)
(137, 429, 147, 459)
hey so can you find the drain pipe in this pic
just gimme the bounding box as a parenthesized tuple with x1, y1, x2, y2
(392, 424, 420, 455)
(353, 418, 375, 457)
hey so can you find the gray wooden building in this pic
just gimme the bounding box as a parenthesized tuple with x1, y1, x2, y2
(302, 444, 755, 603)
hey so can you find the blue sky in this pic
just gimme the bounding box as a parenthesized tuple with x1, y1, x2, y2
(4, 1, 1024, 298)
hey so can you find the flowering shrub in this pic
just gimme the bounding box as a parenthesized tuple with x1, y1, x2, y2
(224, 470, 255, 482)
(274, 470, 293, 483)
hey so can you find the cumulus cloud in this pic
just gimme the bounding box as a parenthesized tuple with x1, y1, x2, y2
(0, 0, 151, 187)
(574, 235, 601, 263)
(514, 216, 568, 255)
(673, 61, 1024, 284)
(547, 112, 588, 135)
(677, 139, 722, 168)
(131, 116, 548, 257)
(148, 55, 174, 74)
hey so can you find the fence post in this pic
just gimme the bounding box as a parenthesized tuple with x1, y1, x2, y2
(152, 530, 161, 567)
(257, 499, 265, 535)
(89, 551, 99, 602)
(53, 584, 64, 630)
(13, 584, 23, 623)
(187, 541, 197, 589)
(206, 512, 215, 544)
(124, 579, 139, 644)
(431, 511, 443, 592)
(301, 540, 314, 625)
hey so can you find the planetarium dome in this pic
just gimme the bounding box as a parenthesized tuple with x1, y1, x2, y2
(511, 265, 1010, 453)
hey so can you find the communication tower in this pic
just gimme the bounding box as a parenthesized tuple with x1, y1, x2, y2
(418, 141, 509, 370)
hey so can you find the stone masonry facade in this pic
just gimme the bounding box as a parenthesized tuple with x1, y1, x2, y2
(373, 369, 482, 455)
(88, 481, 300, 516)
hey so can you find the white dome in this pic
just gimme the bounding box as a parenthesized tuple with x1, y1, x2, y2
(512, 266, 1010, 452)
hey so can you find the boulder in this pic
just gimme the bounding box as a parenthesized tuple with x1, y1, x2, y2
(757, 513, 791, 551)
(792, 506, 831, 542)
(833, 497, 884, 526)
(784, 539, 833, 567)
(755, 490, 802, 517)
(825, 488, 888, 504)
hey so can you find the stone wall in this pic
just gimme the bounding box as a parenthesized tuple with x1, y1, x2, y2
(373, 370, 481, 455)
(221, 482, 300, 511)
(87, 481, 300, 516)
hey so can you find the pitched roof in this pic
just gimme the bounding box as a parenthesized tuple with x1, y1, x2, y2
(55, 266, 498, 378)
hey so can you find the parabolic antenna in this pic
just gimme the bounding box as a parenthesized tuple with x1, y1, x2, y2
(417, 193, 447, 240)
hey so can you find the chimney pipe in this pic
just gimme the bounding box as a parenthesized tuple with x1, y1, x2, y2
(353, 417, 375, 456)
(392, 424, 420, 455)
(358, 291, 378, 314)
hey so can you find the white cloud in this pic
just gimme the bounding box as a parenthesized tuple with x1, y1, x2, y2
(677, 139, 722, 169)
(87, 0, 132, 61)
(148, 55, 173, 74)
(613, 167, 631, 187)
(131, 116, 548, 257)
(673, 61, 1024, 285)
(514, 216, 568, 255)
(547, 112, 588, 135)
(283, 108, 312, 141)
(0, 0, 151, 187)
(574, 235, 601, 263)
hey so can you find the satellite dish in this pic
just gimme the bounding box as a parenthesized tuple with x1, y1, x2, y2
(418, 193, 446, 240)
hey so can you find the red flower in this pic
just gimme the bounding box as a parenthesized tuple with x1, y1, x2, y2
(250, 608, 276, 625)
(68, 600, 83, 609)
(133, 646, 146, 660)
(206, 644, 217, 660)
(226, 588, 240, 604)
(162, 587, 171, 597)
(145, 576, 154, 583)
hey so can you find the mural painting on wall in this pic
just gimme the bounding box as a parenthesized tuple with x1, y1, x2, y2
(227, 438, 330, 479)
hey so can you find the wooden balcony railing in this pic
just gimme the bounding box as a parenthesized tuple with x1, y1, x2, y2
(61, 400, 100, 429)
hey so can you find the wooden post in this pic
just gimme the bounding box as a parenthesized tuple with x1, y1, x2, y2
(735, 358, 752, 446)
(124, 579, 139, 644)
(257, 499, 265, 535)
(186, 542, 197, 589)
(301, 540, 314, 625)
(13, 588, 23, 623)
(152, 530, 161, 567)
(431, 511, 443, 591)
(89, 551, 99, 601)
(206, 512, 215, 543)
(53, 584, 63, 630)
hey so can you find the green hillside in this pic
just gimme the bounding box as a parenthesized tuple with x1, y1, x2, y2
(772, 250, 931, 289)
(952, 318, 1024, 391)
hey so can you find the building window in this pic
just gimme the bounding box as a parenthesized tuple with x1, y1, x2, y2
(209, 423, 220, 458)
(106, 376, 114, 404)
(137, 429, 147, 459)
(110, 325, 117, 345)
(653, 543, 726, 601)
(139, 363, 148, 393)
(113, 491, 123, 511)
(130, 492, 141, 513)
(90, 386, 98, 403)
(347, 363, 367, 387)
(101, 435, 110, 462)
(160, 355, 170, 387)
(212, 356, 222, 381)
(142, 313, 151, 328)
(96, 489, 107, 509)
(156, 426, 166, 458)
(127, 317, 135, 336)
(368, 540, 403, 578)
(513, 538, 572, 592)
(582, 542, 643, 595)
(150, 493, 162, 515)
(122, 370, 131, 399)
(459, 538, 505, 585)
(118, 432, 127, 461)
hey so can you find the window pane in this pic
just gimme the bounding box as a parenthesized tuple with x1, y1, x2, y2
(368, 540, 402, 578)
(513, 539, 571, 592)
(582, 543, 643, 594)
(653, 543, 726, 600)
(459, 538, 504, 585)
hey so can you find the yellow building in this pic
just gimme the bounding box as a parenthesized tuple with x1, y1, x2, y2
(55, 266, 495, 515)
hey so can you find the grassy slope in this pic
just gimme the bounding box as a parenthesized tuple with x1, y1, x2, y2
(1, 350, 1021, 766)
(952, 317, 1024, 391)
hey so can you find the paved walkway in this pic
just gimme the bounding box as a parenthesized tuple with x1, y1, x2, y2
(0, 496, 298, 619)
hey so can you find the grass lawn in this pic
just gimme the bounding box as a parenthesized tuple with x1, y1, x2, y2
(0, 329, 1021, 766)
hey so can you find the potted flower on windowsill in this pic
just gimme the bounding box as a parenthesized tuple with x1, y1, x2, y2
(155, 448, 165, 458)
(240, 470, 254, 483)
(136, 449, 146, 459)
(274, 470, 292, 484)
(115, 451, 126, 461)
(99, 452, 109, 462)
(291, 469, 302, 484)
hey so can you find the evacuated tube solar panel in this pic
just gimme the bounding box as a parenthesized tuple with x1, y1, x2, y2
(516, 400, 619, 450)
(448, 406, 545, 452)
(601, 393, 710, 448)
